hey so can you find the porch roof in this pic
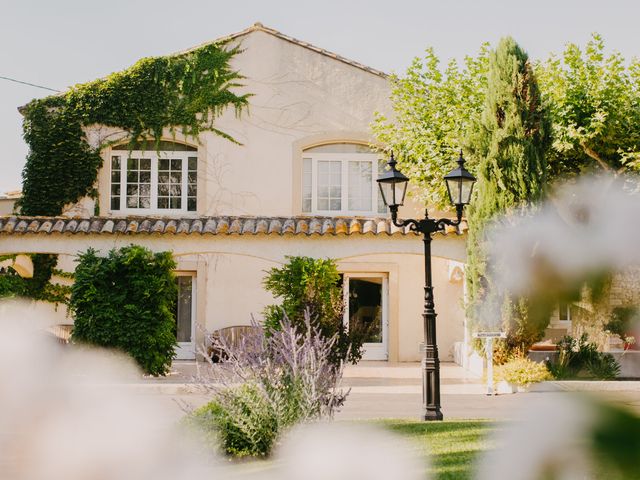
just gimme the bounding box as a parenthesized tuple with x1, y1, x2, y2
(0, 216, 467, 237)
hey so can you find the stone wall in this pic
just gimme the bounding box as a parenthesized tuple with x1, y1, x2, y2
(610, 267, 640, 307)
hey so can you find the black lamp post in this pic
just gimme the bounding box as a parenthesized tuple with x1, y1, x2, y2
(377, 151, 476, 421)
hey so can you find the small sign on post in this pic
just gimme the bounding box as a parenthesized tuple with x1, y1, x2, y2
(473, 331, 506, 396)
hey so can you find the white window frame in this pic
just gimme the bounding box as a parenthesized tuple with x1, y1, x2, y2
(551, 302, 572, 327)
(303, 152, 386, 216)
(109, 150, 197, 215)
(174, 271, 197, 360)
(342, 273, 389, 361)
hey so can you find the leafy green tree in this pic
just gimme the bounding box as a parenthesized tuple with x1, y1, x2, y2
(372, 44, 489, 208)
(70, 245, 177, 376)
(263, 256, 363, 365)
(466, 37, 551, 355)
(536, 33, 640, 176)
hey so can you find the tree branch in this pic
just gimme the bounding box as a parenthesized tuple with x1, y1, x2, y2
(580, 141, 612, 172)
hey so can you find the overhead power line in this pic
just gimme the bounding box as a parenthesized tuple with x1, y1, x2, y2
(0, 75, 60, 92)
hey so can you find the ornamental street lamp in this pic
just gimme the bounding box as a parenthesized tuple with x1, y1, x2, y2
(378, 151, 476, 421)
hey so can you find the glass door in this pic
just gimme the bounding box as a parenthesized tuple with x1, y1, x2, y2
(174, 273, 196, 360)
(343, 274, 388, 361)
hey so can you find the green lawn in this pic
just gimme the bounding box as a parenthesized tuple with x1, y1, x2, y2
(374, 419, 497, 480)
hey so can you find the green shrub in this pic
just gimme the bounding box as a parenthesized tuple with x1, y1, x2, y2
(70, 245, 177, 376)
(263, 256, 364, 365)
(190, 384, 279, 457)
(495, 357, 552, 387)
(547, 334, 621, 380)
(190, 315, 348, 457)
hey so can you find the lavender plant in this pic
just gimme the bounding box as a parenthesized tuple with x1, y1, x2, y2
(190, 312, 349, 457)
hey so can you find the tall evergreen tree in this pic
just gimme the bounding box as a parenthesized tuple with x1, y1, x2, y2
(466, 37, 550, 355)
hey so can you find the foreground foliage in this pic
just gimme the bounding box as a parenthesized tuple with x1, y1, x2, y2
(190, 314, 347, 457)
(70, 245, 177, 375)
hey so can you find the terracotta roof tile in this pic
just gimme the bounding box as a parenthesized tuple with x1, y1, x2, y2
(0, 216, 467, 237)
(203, 219, 217, 234)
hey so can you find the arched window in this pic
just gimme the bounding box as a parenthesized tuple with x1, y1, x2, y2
(109, 141, 197, 213)
(301, 143, 386, 215)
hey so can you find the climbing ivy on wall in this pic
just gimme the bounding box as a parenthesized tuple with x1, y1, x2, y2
(13, 41, 249, 301)
(19, 42, 249, 216)
(0, 254, 71, 304)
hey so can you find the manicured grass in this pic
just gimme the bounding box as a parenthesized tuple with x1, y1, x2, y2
(374, 419, 497, 480)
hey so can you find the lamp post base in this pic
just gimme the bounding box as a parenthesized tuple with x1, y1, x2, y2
(421, 409, 444, 421)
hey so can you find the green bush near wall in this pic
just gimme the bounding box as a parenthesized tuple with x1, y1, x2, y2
(70, 245, 177, 376)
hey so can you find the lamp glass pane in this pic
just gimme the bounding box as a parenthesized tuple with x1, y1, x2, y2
(445, 178, 456, 205)
(394, 181, 408, 206)
(460, 178, 474, 205)
(378, 182, 392, 207)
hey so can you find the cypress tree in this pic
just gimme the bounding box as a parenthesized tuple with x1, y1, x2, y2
(466, 37, 550, 356)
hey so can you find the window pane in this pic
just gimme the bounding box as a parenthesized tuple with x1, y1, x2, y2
(140, 184, 151, 197)
(158, 198, 169, 209)
(126, 196, 137, 208)
(170, 198, 181, 209)
(158, 172, 169, 183)
(302, 158, 312, 213)
(127, 171, 138, 183)
(127, 157, 138, 170)
(188, 172, 197, 183)
(175, 276, 193, 342)
(110, 155, 121, 211)
(127, 185, 138, 196)
(140, 197, 151, 209)
(159, 159, 170, 171)
(139, 158, 151, 170)
(348, 161, 372, 211)
(158, 184, 169, 196)
(317, 160, 341, 211)
(140, 171, 151, 183)
(171, 158, 181, 170)
(348, 278, 383, 343)
(187, 198, 197, 212)
(188, 184, 197, 196)
(188, 157, 197, 170)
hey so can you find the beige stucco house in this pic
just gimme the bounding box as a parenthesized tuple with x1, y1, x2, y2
(0, 23, 469, 362)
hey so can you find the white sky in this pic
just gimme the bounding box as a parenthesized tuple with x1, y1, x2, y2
(2, 0, 639, 193)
